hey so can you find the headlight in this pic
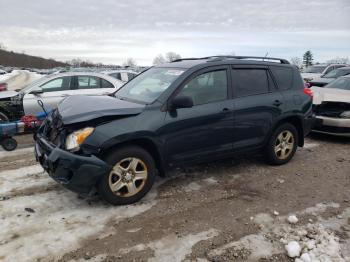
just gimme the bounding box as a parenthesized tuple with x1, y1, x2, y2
(65, 127, 94, 151)
(340, 111, 350, 119)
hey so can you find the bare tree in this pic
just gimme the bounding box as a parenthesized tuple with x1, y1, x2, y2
(123, 58, 137, 67)
(153, 54, 166, 65)
(290, 57, 302, 68)
(326, 57, 349, 64)
(165, 52, 181, 62)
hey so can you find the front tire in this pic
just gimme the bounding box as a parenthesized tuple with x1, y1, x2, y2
(265, 123, 298, 165)
(97, 146, 156, 205)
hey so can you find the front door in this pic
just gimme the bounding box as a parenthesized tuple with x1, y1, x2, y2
(23, 76, 72, 115)
(162, 66, 234, 165)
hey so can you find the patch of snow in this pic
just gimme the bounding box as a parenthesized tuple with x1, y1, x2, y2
(0, 70, 19, 82)
(184, 182, 201, 192)
(208, 234, 280, 260)
(0, 147, 34, 159)
(285, 241, 301, 257)
(120, 229, 219, 262)
(203, 177, 218, 185)
(0, 174, 160, 262)
(303, 143, 320, 149)
(208, 203, 349, 261)
(0, 165, 48, 195)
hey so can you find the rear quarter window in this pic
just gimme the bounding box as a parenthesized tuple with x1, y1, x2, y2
(270, 66, 293, 90)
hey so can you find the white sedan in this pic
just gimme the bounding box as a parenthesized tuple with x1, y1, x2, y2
(0, 72, 123, 121)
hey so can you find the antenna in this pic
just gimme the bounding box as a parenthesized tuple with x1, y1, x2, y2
(263, 52, 269, 61)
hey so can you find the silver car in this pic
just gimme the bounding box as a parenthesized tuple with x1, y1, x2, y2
(0, 72, 123, 121)
(102, 70, 138, 83)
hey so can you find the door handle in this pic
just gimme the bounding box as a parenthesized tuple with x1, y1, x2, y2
(222, 108, 230, 112)
(273, 100, 283, 107)
(60, 94, 69, 97)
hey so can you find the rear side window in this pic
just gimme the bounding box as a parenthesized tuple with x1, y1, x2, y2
(232, 69, 269, 97)
(101, 79, 114, 88)
(270, 66, 293, 90)
(77, 76, 100, 89)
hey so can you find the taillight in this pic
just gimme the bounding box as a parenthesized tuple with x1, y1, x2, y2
(0, 84, 7, 92)
(303, 88, 313, 98)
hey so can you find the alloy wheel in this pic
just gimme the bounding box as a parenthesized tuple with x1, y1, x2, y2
(108, 157, 148, 197)
(274, 130, 294, 160)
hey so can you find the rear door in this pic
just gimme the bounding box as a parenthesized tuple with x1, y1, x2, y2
(69, 75, 116, 96)
(23, 76, 72, 115)
(231, 65, 284, 150)
(163, 66, 235, 164)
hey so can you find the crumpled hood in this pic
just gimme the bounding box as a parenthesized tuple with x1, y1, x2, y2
(311, 86, 350, 105)
(0, 90, 18, 99)
(309, 77, 334, 86)
(58, 95, 145, 124)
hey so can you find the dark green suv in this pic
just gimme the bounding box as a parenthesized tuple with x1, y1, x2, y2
(35, 56, 315, 205)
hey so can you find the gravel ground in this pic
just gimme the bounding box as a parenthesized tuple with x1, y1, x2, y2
(0, 133, 349, 262)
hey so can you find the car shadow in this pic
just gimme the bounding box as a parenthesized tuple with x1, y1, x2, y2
(307, 132, 350, 144)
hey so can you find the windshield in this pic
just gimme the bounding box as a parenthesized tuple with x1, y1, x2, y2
(323, 69, 350, 78)
(20, 76, 47, 93)
(325, 77, 350, 90)
(116, 67, 185, 103)
(302, 66, 327, 74)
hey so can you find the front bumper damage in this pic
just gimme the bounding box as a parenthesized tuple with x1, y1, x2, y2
(313, 102, 350, 137)
(313, 116, 350, 137)
(35, 134, 111, 194)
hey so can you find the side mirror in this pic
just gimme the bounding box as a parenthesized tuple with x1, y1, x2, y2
(170, 95, 193, 109)
(30, 88, 43, 95)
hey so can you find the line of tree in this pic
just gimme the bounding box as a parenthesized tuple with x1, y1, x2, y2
(290, 51, 349, 68)
(0, 48, 68, 69)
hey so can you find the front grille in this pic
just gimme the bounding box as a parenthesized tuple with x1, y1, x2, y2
(42, 109, 64, 146)
(313, 102, 350, 118)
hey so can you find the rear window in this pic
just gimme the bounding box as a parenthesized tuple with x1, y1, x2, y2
(270, 66, 293, 90)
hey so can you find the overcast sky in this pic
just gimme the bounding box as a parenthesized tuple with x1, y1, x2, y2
(0, 0, 349, 65)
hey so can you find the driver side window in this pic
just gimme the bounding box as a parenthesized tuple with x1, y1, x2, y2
(178, 70, 228, 105)
(40, 77, 71, 92)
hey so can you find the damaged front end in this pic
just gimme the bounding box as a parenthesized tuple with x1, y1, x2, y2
(313, 102, 350, 136)
(35, 109, 112, 194)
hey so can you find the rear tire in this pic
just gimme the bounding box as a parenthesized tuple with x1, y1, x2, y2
(97, 146, 156, 205)
(264, 123, 298, 165)
(1, 137, 18, 151)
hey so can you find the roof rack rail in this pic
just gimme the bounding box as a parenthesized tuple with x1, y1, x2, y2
(207, 56, 290, 64)
(171, 56, 290, 64)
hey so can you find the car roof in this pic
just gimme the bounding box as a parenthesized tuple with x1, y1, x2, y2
(155, 56, 293, 69)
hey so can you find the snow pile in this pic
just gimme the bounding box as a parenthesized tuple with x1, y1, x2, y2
(208, 203, 349, 261)
(283, 223, 344, 261)
(120, 229, 219, 262)
(0, 70, 19, 82)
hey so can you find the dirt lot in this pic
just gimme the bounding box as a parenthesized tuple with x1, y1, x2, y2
(0, 133, 349, 262)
